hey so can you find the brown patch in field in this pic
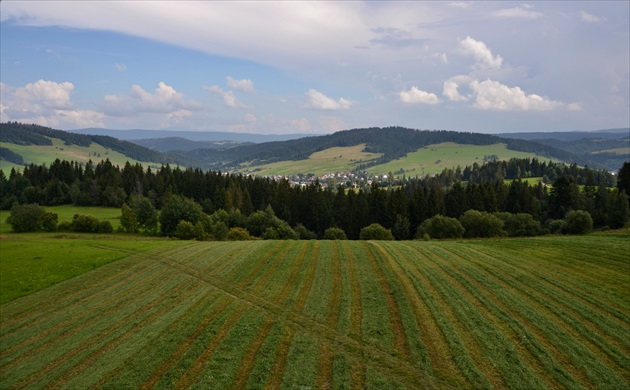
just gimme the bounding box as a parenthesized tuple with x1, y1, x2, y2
(274, 241, 310, 304)
(264, 326, 297, 390)
(315, 342, 334, 389)
(175, 304, 248, 389)
(16, 278, 198, 389)
(229, 318, 275, 390)
(0, 261, 174, 373)
(341, 241, 362, 341)
(139, 296, 233, 390)
(377, 242, 464, 386)
(361, 242, 411, 360)
(326, 242, 342, 328)
(292, 241, 320, 312)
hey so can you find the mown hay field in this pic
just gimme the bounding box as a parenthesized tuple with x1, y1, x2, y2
(0, 233, 628, 389)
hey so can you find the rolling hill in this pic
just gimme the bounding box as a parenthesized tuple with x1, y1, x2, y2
(0, 123, 199, 171)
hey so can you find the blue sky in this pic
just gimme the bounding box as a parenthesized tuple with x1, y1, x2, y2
(1, 1, 628, 134)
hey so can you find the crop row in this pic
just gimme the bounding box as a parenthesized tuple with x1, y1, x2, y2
(1, 234, 628, 388)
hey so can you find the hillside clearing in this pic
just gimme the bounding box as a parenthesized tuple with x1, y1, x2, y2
(1, 232, 628, 388)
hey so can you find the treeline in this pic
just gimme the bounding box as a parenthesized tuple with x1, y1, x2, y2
(0, 122, 196, 167)
(2, 157, 628, 239)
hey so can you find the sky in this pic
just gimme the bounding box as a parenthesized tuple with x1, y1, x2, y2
(1, 1, 628, 135)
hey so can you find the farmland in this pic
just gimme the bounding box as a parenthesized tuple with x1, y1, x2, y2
(1, 231, 628, 389)
(237, 142, 551, 177)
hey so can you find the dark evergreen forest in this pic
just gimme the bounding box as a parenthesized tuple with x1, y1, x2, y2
(2, 157, 628, 240)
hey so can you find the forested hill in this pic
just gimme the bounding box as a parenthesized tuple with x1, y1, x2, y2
(0, 122, 197, 167)
(182, 126, 579, 170)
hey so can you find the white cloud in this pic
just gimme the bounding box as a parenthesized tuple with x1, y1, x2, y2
(469, 79, 563, 111)
(458, 36, 503, 69)
(103, 81, 198, 115)
(491, 6, 542, 19)
(449, 2, 471, 9)
(399, 86, 441, 104)
(204, 85, 246, 108)
(114, 63, 127, 72)
(15, 79, 74, 109)
(580, 10, 606, 24)
(305, 89, 352, 110)
(0, 80, 105, 128)
(246, 113, 257, 123)
(443, 77, 470, 102)
(226, 76, 255, 93)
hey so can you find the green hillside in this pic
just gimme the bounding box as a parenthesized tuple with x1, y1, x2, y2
(239, 142, 558, 177)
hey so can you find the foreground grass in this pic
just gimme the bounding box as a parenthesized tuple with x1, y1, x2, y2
(0, 232, 628, 388)
(0, 234, 183, 305)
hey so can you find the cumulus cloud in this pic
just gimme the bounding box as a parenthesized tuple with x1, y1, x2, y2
(0, 80, 105, 128)
(580, 10, 606, 24)
(399, 86, 441, 104)
(491, 6, 542, 19)
(103, 81, 198, 115)
(305, 89, 352, 110)
(443, 77, 470, 102)
(469, 79, 563, 111)
(459, 36, 503, 69)
(449, 2, 471, 9)
(204, 85, 247, 108)
(226, 76, 255, 93)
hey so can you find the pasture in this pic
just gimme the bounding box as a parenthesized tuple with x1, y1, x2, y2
(0, 232, 628, 389)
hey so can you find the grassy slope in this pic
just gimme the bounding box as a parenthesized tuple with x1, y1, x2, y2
(0, 138, 166, 174)
(0, 232, 627, 388)
(238, 144, 382, 176)
(238, 142, 555, 177)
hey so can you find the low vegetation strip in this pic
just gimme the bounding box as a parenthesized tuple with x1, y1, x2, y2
(0, 233, 628, 389)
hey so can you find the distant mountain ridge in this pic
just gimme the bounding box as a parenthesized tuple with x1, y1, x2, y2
(129, 137, 252, 152)
(71, 128, 316, 143)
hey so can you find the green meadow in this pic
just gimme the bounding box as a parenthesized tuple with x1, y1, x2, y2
(0, 231, 628, 388)
(238, 142, 554, 178)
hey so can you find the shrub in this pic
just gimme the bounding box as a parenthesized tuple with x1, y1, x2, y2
(159, 195, 204, 236)
(175, 220, 197, 240)
(563, 210, 593, 235)
(501, 213, 542, 237)
(71, 214, 101, 233)
(417, 215, 464, 239)
(548, 219, 566, 234)
(6, 203, 47, 232)
(294, 223, 317, 240)
(98, 220, 113, 234)
(459, 210, 505, 238)
(226, 227, 257, 241)
(360, 223, 394, 240)
(323, 227, 348, 240)
(41, 212, 58, 232)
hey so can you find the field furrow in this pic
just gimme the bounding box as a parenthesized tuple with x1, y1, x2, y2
(0, 233, 627, 389)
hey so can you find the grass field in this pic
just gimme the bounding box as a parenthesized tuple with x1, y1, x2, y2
(238, 142, 555, 178)
(371, 142, 552, 177)
(1, 232, 628, 388)
(238, 144, 382, 176)
(0, 138, 167, 175)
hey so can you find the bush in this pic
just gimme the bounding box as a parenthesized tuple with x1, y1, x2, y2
(41, 212, 58, 232)
(6, 203, 47, 232)
(294, 223, 317, 240)
(226, 227, 257, 241)
(209, 221, 229, 241)
(71, 214, 101, 233)
(98, 220, 113, 233)
(459, 210, 505, 238)
(360, 223, 394, 240)
(548, 219, 566, 234)
(323, 227, 348, 240)
(499, 213, 542, 237)
(563, 210, 593, 235)
(417, 215, 464, 239)
(175, 220, 196, 240)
